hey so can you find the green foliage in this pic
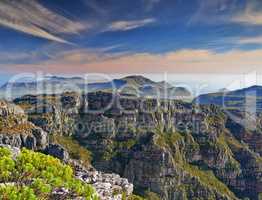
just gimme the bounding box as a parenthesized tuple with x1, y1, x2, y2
(144, 191, 161, 200)
(0, 148, 12, 157)
(156, 131, 184, 163)
(127, 195, 145, 200)
(183, 163, 236, 199)
(100, 138, 137, 161)
(258, 193, 262, 200)
(156, 131, 183, 148)
(0, 185, 37, 200)
(122, 192, 145, 200)
(50, 134, 92, 167)
(0, 156, 15, 182)
(0, 147, 98, 200)
(114, 139, 137, 150)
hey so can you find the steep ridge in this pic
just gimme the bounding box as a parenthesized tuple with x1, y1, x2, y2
(13, 91, 262, 200)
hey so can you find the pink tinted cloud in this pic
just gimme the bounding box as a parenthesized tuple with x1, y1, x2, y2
(2, 49, 262, 75)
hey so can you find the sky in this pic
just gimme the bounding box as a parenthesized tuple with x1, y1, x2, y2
(1, 0, 262, 91)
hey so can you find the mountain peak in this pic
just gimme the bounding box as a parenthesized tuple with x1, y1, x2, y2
(45, 76, 83, 81)
(121, 75, 155, 86)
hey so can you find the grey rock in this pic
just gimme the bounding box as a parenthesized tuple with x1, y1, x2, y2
(32, 127, 48, 150)
(73, 161, 133, 200)
(45, 144, 69, 161)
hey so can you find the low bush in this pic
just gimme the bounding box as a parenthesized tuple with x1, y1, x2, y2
(0, 147, 98, 200)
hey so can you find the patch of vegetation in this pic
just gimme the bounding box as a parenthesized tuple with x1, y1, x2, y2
(224, 133, 246, 150)
(156, 131, 184, 163)
(183, 163, 236, 199)
(50, 134, 92, 167)
(224, 132, 262, 165)
(217, 134, 241, 172)
(101, 149, 116, 161)
(16, 102, 34, 111)
(156, 131, 183, 148)
(205, 114, 224, 128)
(114, 139, 137, 150)
(0, 113, 36, 135)
(100, 138, 137, 161)
(182, 132, 200, 158)
(0, 123, 35, 135)
(144, 191, 161, 200)
(122, 192, 145, 200)
(155, 130, 237, 199)
(0, 147, 98, 200)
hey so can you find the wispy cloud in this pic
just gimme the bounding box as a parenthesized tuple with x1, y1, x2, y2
(0, 52, 33, 63)
(3, 48, 262, 74)
(143, 0, 161, 11)
(232, 1, 262, 25)
(189, 0, 238, 25)
(237, 36, 262, 45)
(0, 42, 126, 65)
(0, 0, 87, 44)
(105, 18, 155, 32)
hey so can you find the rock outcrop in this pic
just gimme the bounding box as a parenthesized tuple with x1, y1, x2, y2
(73, 161, 133, 200)
(0, 100, 48, 150)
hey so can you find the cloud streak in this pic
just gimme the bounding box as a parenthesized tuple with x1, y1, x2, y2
(0, 0, 87, 44)
(105, 18, 155, 31)
(232, 1, 262, 25)
(189, 0, 238, 25)
(2, 49, 262, 74)
(237, 36, 262, 45)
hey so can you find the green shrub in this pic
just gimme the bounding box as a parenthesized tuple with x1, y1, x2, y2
(0, 185, 37, 200)
(0, 147, 99, 200)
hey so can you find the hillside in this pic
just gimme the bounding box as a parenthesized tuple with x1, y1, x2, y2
(194, 85, 262, 112)
(11, 91, 262, 200)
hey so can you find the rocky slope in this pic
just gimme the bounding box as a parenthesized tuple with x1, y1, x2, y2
(0, 100, 134, 200)
(12, 91, 262, 200)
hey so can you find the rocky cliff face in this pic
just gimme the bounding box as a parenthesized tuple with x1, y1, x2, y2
(0, 100, 48, 150)
(13, 91, 262, 200)
(0, 100, 134, 200)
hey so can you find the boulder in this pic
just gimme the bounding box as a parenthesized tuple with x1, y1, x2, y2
(45, 144, 69, 161)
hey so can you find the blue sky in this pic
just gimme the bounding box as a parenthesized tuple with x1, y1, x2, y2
(1, 0, 262, 91)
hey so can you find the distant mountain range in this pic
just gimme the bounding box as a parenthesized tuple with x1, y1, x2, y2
(194, 85, 262, 112)
(0, 75, 192, 100)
